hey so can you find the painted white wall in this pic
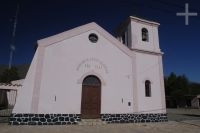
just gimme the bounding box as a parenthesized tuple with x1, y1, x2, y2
(14, 29, 134, 114)
(135, 53, 163, 113)
(131, 21, 160, 53)
(127, 17, 165, 113)
(38, 30, 133, 114)
(13, 17, 166, 115)
(13, 50, 38, 113)
(7, 90, 17, 107)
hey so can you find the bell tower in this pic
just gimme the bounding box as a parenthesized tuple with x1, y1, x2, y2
(116, 16, 161, 54)
(116, 16, 166, 114)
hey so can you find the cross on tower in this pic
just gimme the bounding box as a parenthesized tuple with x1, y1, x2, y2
(176, 3, 198, 25)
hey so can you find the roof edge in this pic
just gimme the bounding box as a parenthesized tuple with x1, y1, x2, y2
(36, 21, 134, 58)
(131, 48, 164, 55)
(130, 16, 160, 26)
(37, 22, 98, 46)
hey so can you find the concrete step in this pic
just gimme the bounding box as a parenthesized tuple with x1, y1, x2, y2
(78, 119, 107, 126)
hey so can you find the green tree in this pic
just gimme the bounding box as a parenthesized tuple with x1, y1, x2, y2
(165, 72, 190, 107)
(0, 67, 20, 83)
(190, 82, 200, 95)
(165, 72, 177, 96)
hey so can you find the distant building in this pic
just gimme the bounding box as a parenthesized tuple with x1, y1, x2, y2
(192, 95, 200, 108)
(11, 16, 167, 125)
(0, 80, 23, 109)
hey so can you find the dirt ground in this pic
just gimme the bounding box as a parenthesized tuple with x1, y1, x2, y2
(0, 121, 200, 133)
(0, 109, 200, 133)
(167, 108, 200, 121)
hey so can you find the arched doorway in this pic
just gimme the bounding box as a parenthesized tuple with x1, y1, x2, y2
(81, 75, 101, 119)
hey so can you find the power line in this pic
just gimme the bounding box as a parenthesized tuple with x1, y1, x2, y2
(9, 3, 19, 69)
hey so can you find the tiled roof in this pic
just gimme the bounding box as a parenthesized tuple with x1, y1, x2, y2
(0, 82, 22, 90)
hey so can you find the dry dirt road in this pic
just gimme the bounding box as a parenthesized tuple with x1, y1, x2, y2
(0, 121, 200, 133)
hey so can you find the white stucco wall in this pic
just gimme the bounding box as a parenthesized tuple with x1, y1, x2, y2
(131, 21, 160, 53)
(13, 50, 38, 113)
(135, 52, 163, 113)
(128, 18, 165, 113)
(14, 29, 134, 114)
(13, 20, 166, 115)
(7, 90, 17, 107)
(38, 30, 133, 114)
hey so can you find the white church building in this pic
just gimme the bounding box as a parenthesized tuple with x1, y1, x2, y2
(10, 16, 167, 125)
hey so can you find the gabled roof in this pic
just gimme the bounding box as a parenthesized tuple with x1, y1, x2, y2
(37, 22, 133, 57)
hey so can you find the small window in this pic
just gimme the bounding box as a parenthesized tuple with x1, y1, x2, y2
(89, 33, 98, 43)
(121, 31, 128, 46)
(142, 28, 149, 42)
(145, 80, 151, 97)
(122, 33, 126, 44)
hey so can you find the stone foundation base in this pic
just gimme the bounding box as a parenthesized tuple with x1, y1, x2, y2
(9, 114, 81, 125)
(101, 113, 168, 123)
(10, 113, 167, 125)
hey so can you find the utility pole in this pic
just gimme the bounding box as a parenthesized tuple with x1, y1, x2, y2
(9, 4, 19, 69)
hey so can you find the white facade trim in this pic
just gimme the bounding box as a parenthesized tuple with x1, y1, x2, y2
(77, 71, 106, 86)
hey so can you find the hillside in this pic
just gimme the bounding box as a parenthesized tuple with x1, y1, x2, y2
(0, 64, 30, 79)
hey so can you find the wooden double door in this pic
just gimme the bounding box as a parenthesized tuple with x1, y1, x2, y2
(81, 75, 101, 119)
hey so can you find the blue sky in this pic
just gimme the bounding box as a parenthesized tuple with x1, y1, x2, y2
(0, 0, 200, 83)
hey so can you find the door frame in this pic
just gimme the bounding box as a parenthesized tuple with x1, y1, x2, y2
(81, 75, 101, 119)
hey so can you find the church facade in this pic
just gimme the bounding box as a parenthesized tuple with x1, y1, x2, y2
(10, 16, 167, 125)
